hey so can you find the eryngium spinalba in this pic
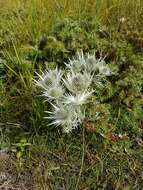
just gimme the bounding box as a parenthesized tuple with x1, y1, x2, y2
(35, 51, 111, 133)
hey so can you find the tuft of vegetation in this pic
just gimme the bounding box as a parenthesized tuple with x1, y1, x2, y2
(0, 0, 143, 189)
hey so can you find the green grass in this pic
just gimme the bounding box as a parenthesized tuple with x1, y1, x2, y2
(0, 0, 143, 189)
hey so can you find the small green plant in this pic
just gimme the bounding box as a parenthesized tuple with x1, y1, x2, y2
(12, 138, 31, 160)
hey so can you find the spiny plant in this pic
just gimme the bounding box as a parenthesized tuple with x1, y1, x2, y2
(34, 51, 112, 133)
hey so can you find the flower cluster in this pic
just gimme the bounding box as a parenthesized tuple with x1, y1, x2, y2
(35, 51, 111, 133)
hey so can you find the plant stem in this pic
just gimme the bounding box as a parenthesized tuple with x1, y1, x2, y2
(75, 126, 85, 190)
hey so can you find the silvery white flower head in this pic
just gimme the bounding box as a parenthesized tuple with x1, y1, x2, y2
(65, 51, 101, 73)
(64, 90, 93, 106)
(85, 52, 100, 72)
(65, 50, 87, 72)
(42, 85, 64, 101)
(63, 71, 93, 94)
(65, 51, 111, 75)
(35, 67, 63, 90)
(85, 52, 112, 76)
(98, 61, 111, 76)
(45, 104, 81, 133)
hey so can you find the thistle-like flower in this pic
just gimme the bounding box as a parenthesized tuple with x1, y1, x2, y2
(64, 90, 93, 106)
(63, 71, 93, 94)
(45, 104, 81, 133)
(85, 52, 100, 72)
(86, 53, 111, 76)
(34, 68, 63, 90)
(65, 50, 87, 72)
(34, 68, 64, 101)
(98, 63, 111, 76)
(42, 85, 64, 101)
(65, 51, 111, 76)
